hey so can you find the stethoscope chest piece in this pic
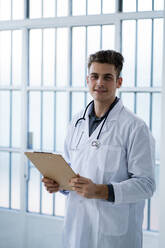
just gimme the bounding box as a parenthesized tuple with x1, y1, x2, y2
(91, 140, 100, 149)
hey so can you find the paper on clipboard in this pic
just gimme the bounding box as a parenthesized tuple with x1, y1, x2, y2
(24, 152, 76, 191)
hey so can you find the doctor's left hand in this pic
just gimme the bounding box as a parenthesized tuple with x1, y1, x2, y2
(69, 175, 98, 199)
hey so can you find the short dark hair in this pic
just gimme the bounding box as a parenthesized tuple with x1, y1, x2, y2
(87, 50, 124, 78)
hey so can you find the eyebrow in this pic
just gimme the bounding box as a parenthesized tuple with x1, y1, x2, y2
(89, 72, 114, 77)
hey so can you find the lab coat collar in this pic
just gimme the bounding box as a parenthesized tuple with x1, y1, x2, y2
(84, 99, 124, 138)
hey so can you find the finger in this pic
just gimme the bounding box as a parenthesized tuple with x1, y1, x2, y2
(42, 177, 55, 183)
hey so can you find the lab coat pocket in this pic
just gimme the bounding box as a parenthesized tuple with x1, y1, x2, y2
(98, 145, 122, 172)
(99, 202, 129, 236)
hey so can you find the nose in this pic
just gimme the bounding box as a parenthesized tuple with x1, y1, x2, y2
(96, 77, 104, 86)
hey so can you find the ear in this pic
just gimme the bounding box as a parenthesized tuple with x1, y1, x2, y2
(116, 77, 122, 89)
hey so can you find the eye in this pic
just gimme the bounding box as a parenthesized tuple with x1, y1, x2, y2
(104, 76, 113, 81)
(90, 74, 98, 80)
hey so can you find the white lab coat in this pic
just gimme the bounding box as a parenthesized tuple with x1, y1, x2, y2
(62, 99, 155, 248)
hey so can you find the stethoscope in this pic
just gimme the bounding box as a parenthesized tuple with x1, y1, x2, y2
(74, 98, 119, 149)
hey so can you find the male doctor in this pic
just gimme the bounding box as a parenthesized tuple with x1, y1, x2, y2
(42, 50, 155, 248)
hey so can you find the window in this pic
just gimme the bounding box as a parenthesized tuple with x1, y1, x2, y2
(0, 0, 163, 230)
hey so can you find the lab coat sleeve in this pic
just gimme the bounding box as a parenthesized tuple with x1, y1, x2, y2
(112, 123, 156, 205)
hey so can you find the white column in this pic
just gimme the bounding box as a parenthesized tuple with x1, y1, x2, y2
(159, 2, 165, 247)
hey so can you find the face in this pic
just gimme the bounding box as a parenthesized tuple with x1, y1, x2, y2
(87, 62, 122, 105)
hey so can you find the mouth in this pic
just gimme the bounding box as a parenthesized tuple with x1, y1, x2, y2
(94, 89, 107, 93)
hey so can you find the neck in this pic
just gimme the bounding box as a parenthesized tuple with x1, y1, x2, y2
(94, 97, 116, 118)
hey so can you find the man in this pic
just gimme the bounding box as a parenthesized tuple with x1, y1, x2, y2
(42, 50, 155, 248)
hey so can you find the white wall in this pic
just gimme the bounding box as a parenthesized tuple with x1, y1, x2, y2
(0, 209, 158, 248)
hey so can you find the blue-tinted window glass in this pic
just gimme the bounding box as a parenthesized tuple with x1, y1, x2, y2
(56, 28, 69, 87)
(0, 31, 11, 86)
(11, 153, 21, 209)
(154, 0, 164, 10)
(28, 91, 41, 150)
(43, 0, 56, 18)
(56, 92, 68, 152)
(12, 91, 21, 148)
(153, 19, 163, 87)
(87, 0, 101, 15)
(0, 0, 11, 20)
(43, 29, 55, 86)
(138, 0, 152, 11)
(29, 29, 42, 86)
(121, 93, 134, 112)
(102, 0, 115, 13)
(0, 91, 10, 147)
(28, 162, 40, 212)
(55, 192, 66, 216)
(137, 19, 152, 87)
(0, 152, 10, 207)
(42, 92, 54, 151)
(30, 0, 42, 19)
(136, 93, 150, 127)
(152, 93, 161, 160)
(12, 30, 23, 86)
(72, 27, 86, 87)
(102, 25, 115, 50)
(123, 0, 136, 12)
(12, 0, 24, 20)
(71, 92, 85, 117)
(122, 21, 136, 87)
(72, 0, 86, 15)
(41, 184, 53, 215)
(57, 0, 68, 16)
(87, 26, 100, 57)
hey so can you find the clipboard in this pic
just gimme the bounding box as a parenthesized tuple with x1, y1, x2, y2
(24, 152, 76, 191)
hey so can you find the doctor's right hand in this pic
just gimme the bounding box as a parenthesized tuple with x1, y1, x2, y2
(42, 177, 59, 193)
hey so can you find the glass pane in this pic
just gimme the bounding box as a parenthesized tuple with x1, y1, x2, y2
(12, 91, 21, 148)
(29, 29, 42, 86)
(0, 0, 11, 20)
(138, 0, 152, 11)
(0, 152, 9, 207)
(102, 25, 115, 50)
(123, 0, 136, 12)
(12, 30, 22, 86)
(87, 26, 100, 57)
(55, 192, 66, 216)
(72, 0, 86, 15)
(152, 93, 161, 161)
(12, 0, 24, 19)
(122, 21, 136, 87)
(41, 184, 53, 215)
(56, 28, 69, 87)
(0, 91, 10, 147)
(137, 20, 152, 87)
(30, 0, 42, 18)
(154, 0, 164, 10)
(43, 29, 55, 86)
(56, 92, 68, 152)
(0, 31, 11, 86)
(72, 92, 85, 117)
(57, 0, 68, 16)
(11, 153, 21, 209)
(43, 0, 56, 18)
(42, 92, 54, 151)
(150, 165, 159, 231)
(28, 91, 41, 150)
(87, 0, 101, 15)
(153, 19, 163, 87)
(121, 93, 134, 112)
(136, 93, 150, 127)
(72, 27, 86, 87)
(28, 163, 40, 212)
(87, 92, 93, 104)
(102, 0, 115, 13)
